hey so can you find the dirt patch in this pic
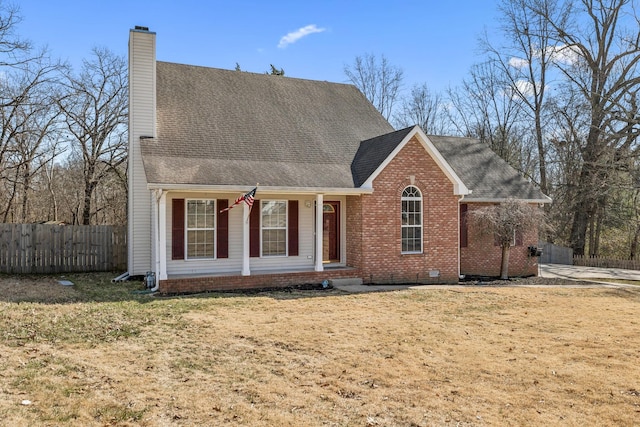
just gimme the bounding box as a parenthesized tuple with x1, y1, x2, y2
(0, 274, 84, 303)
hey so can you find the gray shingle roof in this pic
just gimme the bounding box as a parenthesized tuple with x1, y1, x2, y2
(428, 135, 550, 202)
(351, 127, 414, 187)
(141, 61, 393, 188)
(141, 62, 549, 202)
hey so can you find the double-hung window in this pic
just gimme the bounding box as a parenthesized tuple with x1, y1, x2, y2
(262, 200, 287, 256)
(186, 199, 215, 259)
(401, 186, 422, 253)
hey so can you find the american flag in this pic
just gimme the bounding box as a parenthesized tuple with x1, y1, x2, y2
(219, 187, 257, 213)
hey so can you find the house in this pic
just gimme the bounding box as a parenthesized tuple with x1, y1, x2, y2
(127, 27, 551, 293)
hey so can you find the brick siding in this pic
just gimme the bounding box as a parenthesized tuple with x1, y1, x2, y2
(160, 268, 361, 294)
(460, 203, 539, 277)
(349, 136, 460, 284)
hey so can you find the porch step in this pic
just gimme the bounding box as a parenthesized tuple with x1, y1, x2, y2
(331, 277, 363, 286)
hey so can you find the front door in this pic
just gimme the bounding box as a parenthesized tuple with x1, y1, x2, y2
(323, 202, 340, 263)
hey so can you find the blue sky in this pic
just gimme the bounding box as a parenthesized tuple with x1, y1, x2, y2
(16, 1, 502, 93)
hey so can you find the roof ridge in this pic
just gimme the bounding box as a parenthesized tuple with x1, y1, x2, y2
(156, 60, 360, 88)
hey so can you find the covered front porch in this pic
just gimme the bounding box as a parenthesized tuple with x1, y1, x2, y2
(150, 188, 369, 291)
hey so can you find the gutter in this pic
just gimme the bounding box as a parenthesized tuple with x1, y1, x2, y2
(146, 183, 374, 195)
(460, 196, 553, 204)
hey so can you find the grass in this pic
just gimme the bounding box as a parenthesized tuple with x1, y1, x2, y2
(589, 278, 640, 286)
(1, 273, 639, 425)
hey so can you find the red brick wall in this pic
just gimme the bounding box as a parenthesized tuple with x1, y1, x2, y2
(460, 203, 539, 277)
(346, 195, 363, 270)
(160, 268, 361, 294)
(354, 136, 460, 284)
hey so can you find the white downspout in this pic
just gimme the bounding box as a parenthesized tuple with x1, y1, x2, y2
(151, 189, 165, 292)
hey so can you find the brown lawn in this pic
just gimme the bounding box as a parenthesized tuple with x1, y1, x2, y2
(0, 273, 639, 426)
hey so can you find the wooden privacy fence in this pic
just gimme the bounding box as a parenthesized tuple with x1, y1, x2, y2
(573, 255, 640, 271)
(0, 224, 127, 274)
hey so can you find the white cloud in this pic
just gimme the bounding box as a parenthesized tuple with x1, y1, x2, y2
(515, 79, 536, 97)
(549, 44, 581, 65)
(509, 57, 529, 69)
(278, 24, 326, 49)
(509, 44, 581, 69)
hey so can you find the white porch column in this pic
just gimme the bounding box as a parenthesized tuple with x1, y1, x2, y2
(242, 202, 251, 276)
(315, 193, 324, 272)
(157, 190, 167, 280)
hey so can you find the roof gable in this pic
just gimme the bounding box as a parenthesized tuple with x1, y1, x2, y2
(351, 127, 414, 187)
(353, 126, 469, 195)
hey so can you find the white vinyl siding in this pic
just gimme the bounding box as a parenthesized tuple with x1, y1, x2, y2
(165, 194, 321, 276)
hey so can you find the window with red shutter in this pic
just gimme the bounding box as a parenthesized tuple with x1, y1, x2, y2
(172, 199, 185, 260)
(249, 199, 260, 257)
(217, 199, 229, 258)
(288, 200, 299, 256)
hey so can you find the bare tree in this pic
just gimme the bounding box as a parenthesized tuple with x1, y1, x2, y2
(344, 53, 403, 120)
(394, 83, 449, 134)
(468, 199, 546, 279)
(447, 61, 531, 172)
(524, 0, 640, 255)
(542, 88, 587, 245)
(0, 3, 66, 222)
(57, 47, 128, 225)
(482, 0, 567, 196)
(0, 1, 31, 71)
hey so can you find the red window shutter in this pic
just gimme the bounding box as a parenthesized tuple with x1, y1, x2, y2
(217, 199, 229, 258)
(250, 200, 260, 257)
(288, 200, 299, 256)
(460, 204, 468, 248)
(172, 198, 185, 260)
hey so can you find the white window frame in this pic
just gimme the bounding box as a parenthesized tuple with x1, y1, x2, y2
(261, 200, 288, 257)
(185, 199, 216, 260)
(401, 186, 423, 254)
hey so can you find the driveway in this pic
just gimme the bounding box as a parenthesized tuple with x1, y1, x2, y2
(539, 263, 640, 282)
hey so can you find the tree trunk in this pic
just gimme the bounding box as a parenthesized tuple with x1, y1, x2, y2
(2, 171, 19, 223)
(570, 198, 591, 257)
(534, 113, 547, 196)
(593, 203, 604, 257)
(570, 129, 603, 256)
(47, 175, 58, 221)
(82, 180, 97, 225)
(588, 214, 595, 257)
(630, 223, 640, 260)
(500, 244, 510, 280)
(21, 166, 30, 223)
